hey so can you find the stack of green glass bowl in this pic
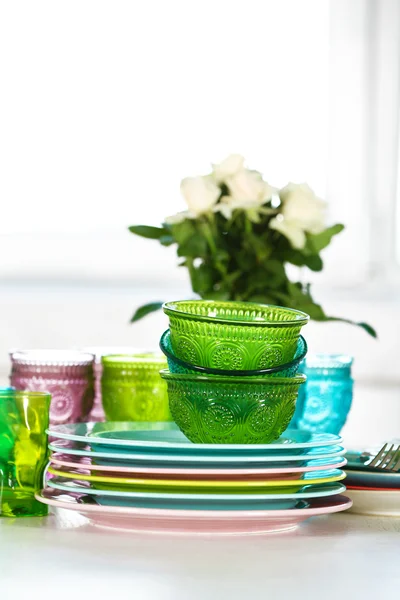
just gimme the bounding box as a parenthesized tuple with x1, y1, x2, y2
(101, 353, 172, 422)
(160, 300, 309, 445)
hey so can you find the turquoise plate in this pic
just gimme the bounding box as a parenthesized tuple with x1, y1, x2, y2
(49, 441, 346, 468)
(345, 452, 400, 489)
(345, 469, 400, 489)
(47, 422, 342, 455)
(47, 477, 346, 510)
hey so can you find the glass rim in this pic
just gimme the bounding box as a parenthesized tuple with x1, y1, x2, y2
(81, 346, 148, 359)
(10, 349, 95, 366)
(163, 300, 310, 327)
(0, 390, 51, 401)
(304, 354, 353, 369)
(102, 352, 166, 366)
(159, 329, 308, 376)
(159, 368, 306, 386)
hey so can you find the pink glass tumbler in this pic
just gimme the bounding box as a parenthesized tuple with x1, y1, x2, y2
(10, 350, 95, 426)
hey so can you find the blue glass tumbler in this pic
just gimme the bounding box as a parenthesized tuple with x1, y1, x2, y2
(290, 354, 353, 435)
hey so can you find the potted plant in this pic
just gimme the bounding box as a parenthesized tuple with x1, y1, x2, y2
(129, 154, 376, 337)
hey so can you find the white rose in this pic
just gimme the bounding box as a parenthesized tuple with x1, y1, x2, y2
(164, 211, 192, 224)
(269, 214, 307, 249)
(280, 183, 326, 233)
(269, 183, 326, 249)
(180, 176, 220, 216)
(212, 154, 245, 182)
(226, 169, 276, 207)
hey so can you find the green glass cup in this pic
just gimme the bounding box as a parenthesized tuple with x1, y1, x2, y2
(163, 300, 309, 371)
(0, 390, 51, 517)
(101, 353, 172, 422)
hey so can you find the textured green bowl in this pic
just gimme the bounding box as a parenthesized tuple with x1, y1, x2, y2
(101, 353, 172, 422)
(160, 329, 308, 377)
(163, 300, 309, 371)
(160, 369, 306, 444)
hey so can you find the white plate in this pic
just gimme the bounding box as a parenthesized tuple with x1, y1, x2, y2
(346, 488, 400, 517)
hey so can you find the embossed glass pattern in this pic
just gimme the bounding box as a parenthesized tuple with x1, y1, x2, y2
(163, 300, 309, 370)
(82, 346, 146, 422)
(10, 350, 95, 426)
(160, 370, 306, 444)
(290, 354, 353, 435)
(0, 390, 50, 517)
(160, 329, 307, 377)
(101, 354, 172, 422)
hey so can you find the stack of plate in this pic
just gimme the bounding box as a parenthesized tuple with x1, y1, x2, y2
(344, 452, 400, 517)
(38, 422, 352, 534)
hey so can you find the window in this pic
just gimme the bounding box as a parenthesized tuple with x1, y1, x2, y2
(0, 0, 399, 290)
(0, 0, 330, 282)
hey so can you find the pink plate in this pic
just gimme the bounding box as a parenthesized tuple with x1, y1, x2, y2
(49, 453, 347, 481)
(36, 489, 352, 535)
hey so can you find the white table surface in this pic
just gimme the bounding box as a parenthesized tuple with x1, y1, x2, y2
(1, 383, 400, 599)
(1, 509, 400, 599)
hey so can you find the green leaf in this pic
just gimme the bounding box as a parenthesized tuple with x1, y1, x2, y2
(215, 249, 230, 264)
(284, 250, 308, 267)
(237, 249, 257, 270)
(170, 220, 196, 245)
(128, 225, 167, 240)
(245, 233, 271, 262)
(225, 270, 242, 285)
(247, 265, 287, 295)
(306, 224, 344, 254)
(177, 233, 208, 258)
(264, 259, 286, 275)
(303, 254, 323, 271)
(159, 234, 175, 246)
(130, 302, 163, 323)
(287, 281, 306, 300)
(202, 290, 231, 301)
(267, 290, 293, 305)
(190, 263, 215, 295)
(357, 322, 378, 338)
(322, 317, 378, 338)
(297, 302, 326, 320)
(247, 294, 280, 305)
(282, 281, 377, 338)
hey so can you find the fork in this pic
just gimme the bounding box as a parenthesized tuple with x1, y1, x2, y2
(366, 443, 400, 472)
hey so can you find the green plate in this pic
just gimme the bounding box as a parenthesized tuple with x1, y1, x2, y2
(46, 476, 346, 509)
(47, 466, 345, 494)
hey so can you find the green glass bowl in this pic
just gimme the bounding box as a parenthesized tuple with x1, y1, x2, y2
(159, 329, 307, 377)
(101, 353, 172, 422)
(163, 300, 309, 371)
(160, 369, 306, 444)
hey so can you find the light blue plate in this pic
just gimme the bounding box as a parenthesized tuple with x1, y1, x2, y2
(47, 477, 346, 510)
(47, 422, 342, 456)
(49, 440, 346, 468)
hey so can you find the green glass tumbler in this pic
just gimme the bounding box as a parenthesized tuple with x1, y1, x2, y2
(0, 390, 51, 517)
(101, 353, 172, 422)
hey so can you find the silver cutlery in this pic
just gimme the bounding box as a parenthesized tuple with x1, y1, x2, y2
(346, 442, 400, 473)
(367, 443, 400, 472)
